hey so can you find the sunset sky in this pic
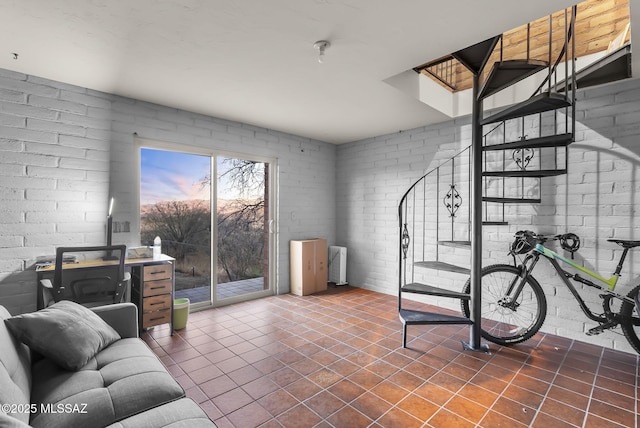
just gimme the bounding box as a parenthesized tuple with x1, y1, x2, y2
(140, 148, 211, 205)
(140, 148, 263, 205)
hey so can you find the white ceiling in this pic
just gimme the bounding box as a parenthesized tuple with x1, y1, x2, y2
(1, 0, 629, 144)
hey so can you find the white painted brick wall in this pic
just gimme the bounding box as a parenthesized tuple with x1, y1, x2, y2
(0, 68, 336, 314)
(0, 70, 112, 314)
(337, 78, 640, 354)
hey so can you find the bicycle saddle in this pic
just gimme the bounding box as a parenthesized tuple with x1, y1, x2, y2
(607, 239, 640, 248)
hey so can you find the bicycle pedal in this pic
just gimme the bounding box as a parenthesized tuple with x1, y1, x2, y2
(586, 322, 616, 336)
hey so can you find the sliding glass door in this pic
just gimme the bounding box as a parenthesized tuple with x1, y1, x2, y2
(216, 157, 270, 300)
(139, 144, 274, 307)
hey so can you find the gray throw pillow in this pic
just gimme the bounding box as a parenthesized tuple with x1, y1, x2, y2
(4, 300, 120, 371)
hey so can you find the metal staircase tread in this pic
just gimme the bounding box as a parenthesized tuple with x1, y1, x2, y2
(557, 44, 631, 92)
(483, 133, 573, 151)
(480, 92, 571, 125)
(402, 282, 471, 299)
(451, 35, 501, 75)
(414, 261, 470, 275)
(479, 59, 548, 99)
(483, 169, 567, 178)
(399, 309, 473, 325)
(483, 197, 541, 204)
(483, 221, 509, 226)
(438, 240, 471, 248)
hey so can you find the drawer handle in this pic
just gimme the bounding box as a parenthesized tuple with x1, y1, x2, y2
(149, 302, 163, 306)
(149, 271, 164, 275)
(149, 286, 165, 290)
(149, 317, 165, 322)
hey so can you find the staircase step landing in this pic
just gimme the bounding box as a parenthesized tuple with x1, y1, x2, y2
(483, 133, 573, 151)
(479, 59, 548, 99)
(480, 92, 571, 125)
(483, 169, 567, 178)
(414, 261, 470, 275)
(438, 240, 471, 248)
(483, 197, 541, 204)
(557, 44, 631, 92)
(402, 282, 470, 300)
(399, 309, 473, 325)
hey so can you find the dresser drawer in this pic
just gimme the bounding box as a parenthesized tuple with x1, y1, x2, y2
(143, 308, 171, 328)
(131, 260, 175, 333)
(143, 264, 172, 280)
(143, 294, 172, 312)
(143, 279, 172, 297)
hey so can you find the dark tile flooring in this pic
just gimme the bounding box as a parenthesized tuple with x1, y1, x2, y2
(143, 286, 639, 428)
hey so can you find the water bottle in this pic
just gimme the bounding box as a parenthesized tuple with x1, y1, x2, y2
(153, 236, 161, 259)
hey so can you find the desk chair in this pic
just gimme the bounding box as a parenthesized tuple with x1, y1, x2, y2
(40, 245, 131, 308)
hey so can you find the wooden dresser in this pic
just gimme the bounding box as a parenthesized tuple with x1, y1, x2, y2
(130, 255, 175, 335)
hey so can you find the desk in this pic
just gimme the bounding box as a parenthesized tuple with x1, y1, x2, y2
(36, 254, 176, 335)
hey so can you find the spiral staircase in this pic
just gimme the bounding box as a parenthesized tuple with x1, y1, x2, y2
(398, 5, 632, 349)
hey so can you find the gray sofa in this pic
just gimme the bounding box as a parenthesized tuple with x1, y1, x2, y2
(0, 302, 217, 428)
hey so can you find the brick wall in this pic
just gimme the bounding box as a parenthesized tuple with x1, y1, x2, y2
(337, 78, 640, 353)
(0, 69, 336, 314)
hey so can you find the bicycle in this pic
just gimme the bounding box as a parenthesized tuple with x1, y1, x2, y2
(460, 230, 640, 354)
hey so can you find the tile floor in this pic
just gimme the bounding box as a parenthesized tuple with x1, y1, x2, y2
(143, 286, 639, 428)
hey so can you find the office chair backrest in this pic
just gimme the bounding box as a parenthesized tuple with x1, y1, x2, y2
(51, 245, 128, 307)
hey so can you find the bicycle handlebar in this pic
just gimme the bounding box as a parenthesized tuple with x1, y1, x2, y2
(511, 230, 580, 255)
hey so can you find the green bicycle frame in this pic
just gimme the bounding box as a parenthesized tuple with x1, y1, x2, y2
(534, 244, 619, 291)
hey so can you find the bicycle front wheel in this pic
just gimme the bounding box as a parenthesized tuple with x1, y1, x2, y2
(461, 264, 547, 346)
(620, 284, 640, 354)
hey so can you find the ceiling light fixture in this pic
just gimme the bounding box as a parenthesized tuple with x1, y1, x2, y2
(313, 40, 330, 63)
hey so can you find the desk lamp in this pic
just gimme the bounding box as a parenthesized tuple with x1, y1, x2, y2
(104, 197, 117, 260)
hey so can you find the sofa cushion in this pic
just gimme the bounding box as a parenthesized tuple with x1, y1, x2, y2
(4, 300, 120, 371)
(105, 398, 217, 428)
(0, 411, 32, 428)
(0, 306, 32, 425)
(30, 338, 184, 428)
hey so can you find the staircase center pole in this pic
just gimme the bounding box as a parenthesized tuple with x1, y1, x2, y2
(464, 72, 488, 352)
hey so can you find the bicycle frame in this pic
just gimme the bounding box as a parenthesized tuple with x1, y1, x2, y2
(510, 242, 635, 325)
(534, 244, 620, 290)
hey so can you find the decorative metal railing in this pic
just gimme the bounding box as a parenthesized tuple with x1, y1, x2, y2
(398, 116, 570, 288)
(398, 147, 471, 286)
(419, 56, 460, 91)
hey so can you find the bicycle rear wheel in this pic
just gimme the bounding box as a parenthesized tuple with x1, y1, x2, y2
(461, 264, 547, 346)
(620, 284, 640, 354)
